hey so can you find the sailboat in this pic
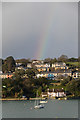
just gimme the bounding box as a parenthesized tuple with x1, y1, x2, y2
(34, 91, 44, 109)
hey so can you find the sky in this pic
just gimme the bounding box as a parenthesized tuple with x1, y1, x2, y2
(2, 2, 78, 60)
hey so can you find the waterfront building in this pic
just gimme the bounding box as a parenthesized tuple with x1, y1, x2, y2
(47, 89, 66, 98)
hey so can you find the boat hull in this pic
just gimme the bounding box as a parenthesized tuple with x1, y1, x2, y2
(34, 104, 44, 109)
(40, 101, 48, 103)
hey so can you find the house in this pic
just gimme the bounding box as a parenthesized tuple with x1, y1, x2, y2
(36, 69, 72, 79)
(36, 73, 46, 78)
(32, 60, 44, 64)
(36, 72, 56, 79)
(34, 63, 50, 72)
(54, 69, 72, 77)
(35, 63, 50, 68)
(44, 63, 50, 68)
(41, 92, 48, 98)
(37, 67, 49, 72)
(15, 65, 27, 71)
(47, 89, 66, 98)
(52, 62, 68, 70)
(47, 73, 54, 80)
(32, 60, 41, 64)
(27, 63, 32, 68)
(0, 73, 13, 79)
(72, 72, 80, 78)
(16, 62, 22, 67)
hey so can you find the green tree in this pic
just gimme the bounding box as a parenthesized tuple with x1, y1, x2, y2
(44, 58, 52, 63)
(60, 76, 72, 86)
(38, 86, 42, 96)
(66, 79, 80, 96)
(2, 56, 16, 73)
(58, 55, 68, 62)
(50, 58, 57, 64)
(16, 58, 30, 67)
(25, 69, 35, 78)
(68, 57, 78, 62)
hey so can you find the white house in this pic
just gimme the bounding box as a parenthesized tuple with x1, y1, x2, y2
(32, 60, 40, 64)
(52, 62, 68, 70)
(16, 62, 22, 67)
(35, 63, 50, 68)
(27, 63, 32, 68)
(36, 73, 43, 78)
(47, 89, 66, 97)
(72, 72, 80, 78)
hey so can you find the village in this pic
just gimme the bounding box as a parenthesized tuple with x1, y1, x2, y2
(0, 55, 80, 99)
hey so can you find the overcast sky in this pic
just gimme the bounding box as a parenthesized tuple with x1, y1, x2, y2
(2, 2, 78, 60)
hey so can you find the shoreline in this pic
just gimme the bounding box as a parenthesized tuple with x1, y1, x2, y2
(0, 96, 80, 101)
(0, 98, 27, 101)
(0, 97, 46, 101)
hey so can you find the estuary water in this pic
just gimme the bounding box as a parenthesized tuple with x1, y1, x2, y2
(0, 100, 2, 120)
(2, 99, 78, 118)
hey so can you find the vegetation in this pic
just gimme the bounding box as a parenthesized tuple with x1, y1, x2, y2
(2, 56, 16, 73)
(58, 55, 68, 62)
(16, 58, 30, 67)
(2, 76, 50, 98)
(1, 55, 80, 99)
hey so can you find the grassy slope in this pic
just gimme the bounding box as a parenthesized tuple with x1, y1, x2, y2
(66, 62, 80, 67)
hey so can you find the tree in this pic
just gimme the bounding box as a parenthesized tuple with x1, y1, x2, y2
(78, 57, 80, 62)
(68, 57, 78, 62)
(44, 58, 52, 63)
(66, 79, 80, 96)
(58, 55, 68, 62)
(25, 69, 35, 78)
(2, 56, 16, 73)
(60, 76, 72, 86)
(50, 58, 57, 64)
(38, 86, 42, 96)
(14, 69, 25, 77)
(16, 58, 30, 67)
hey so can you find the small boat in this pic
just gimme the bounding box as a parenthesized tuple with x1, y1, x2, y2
(34, 104, 44, 109)
(40, 100, 48, 104)
(34, 91, 44, 109)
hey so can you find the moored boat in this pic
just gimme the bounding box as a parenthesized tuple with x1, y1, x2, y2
(40, 100, 48, 103)
(34, 91, 44, 109)
(34, 104, 44, 109)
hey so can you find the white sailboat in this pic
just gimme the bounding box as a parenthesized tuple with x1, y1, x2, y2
(34, 91, 44, 109)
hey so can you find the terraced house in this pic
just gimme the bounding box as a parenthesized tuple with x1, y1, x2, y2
(52, 62, 68, 70)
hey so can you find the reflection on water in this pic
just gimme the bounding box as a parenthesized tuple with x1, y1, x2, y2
(2, 99, 78, 118)
(0, 100, 2, 120)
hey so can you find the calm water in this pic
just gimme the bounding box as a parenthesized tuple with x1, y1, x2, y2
(2, 99, 78, 118)
(0, 100, 2, 120)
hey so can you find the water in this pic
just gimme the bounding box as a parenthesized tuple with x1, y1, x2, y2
(0, 100, 2, 120)
(2, 99, 78, 118)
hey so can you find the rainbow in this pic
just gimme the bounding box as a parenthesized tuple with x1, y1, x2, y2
(35, 7, 55, 60)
